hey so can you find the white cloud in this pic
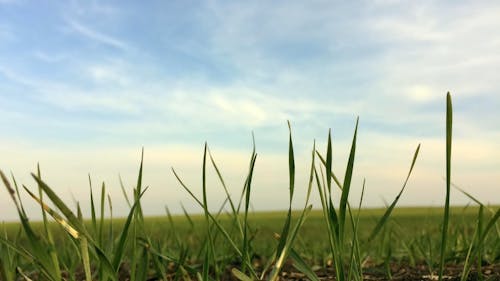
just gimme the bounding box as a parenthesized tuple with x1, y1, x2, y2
(366, 3, 500, 101)
(33, 51, 68, 63)
(85, 62, 131, 86)
(64, 18, 130, 51)
(0, 66, 39, 87)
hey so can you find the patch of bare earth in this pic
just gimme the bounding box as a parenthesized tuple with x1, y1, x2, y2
(245, 263, 500, 281)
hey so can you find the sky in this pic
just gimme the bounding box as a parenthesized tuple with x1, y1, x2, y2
(0, 1, 499, 221)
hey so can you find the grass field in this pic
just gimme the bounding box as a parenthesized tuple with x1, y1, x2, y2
(1, 93, 499, 281)
(1, 207, 499, 280)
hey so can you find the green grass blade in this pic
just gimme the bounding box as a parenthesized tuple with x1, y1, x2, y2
(80, 237, 92, 281)
(347, 179, 366, 281)
(326, 129, 333, 194)
(269, 205, 313, 281)
(478, 208, 500, 245)
(99, 182, 106, 246)
(287, 121, 295, 202)
(181, 203, 195, 229)
(177, 176, 230, 265)
(368, 144, 420, 241)
(231, 268, 253, 281)
(89, 175, 97, 234)
(201, 143, 214, 280)
(31, 174, 89, 238)
(107, 194, 114, 253)
(23, 185, 79, 239)
(339, 117, 358, 239)
(112, 188, 149, 270)
(315, 152, 343, 190)
(119, 174, 132, 208)
(275, 124, 295, 261)
(1, 172, 58, 281)
(165, 206, 182, 247)
(438, 92, 453, 281)
(208, 148, 241, 225)
(0, 171, 20, 211)
(242, 151, 257, 275)
(134, 148, 145, 226)
(36, 165, 62, 280)
(289, 249, 320, 281)
(286, 142, 320, 281)
(173, 159, 257, 278)
(452, 182, 484, 206)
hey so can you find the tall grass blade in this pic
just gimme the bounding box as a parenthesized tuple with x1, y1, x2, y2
(242, 138, 257, 275)
(326, 129, 333, 195)
(99, 182, 106, 246)
(275, 124, 295, 261)
(269, 137, 317, 281)
(31, 173, 120, 279)
(438, 92, 452, 281)
(23, 185, 79, 239)
(80, 237, 92, 281)
(347, 179, 366, 281)
(287, 121, 295, 201)
(1, 171, 59, 281)
(339, 117, 358, 240)
(112, 188, 149, 270)
(89, 175, 97, 234)
(107, 194, 114, 253)
(31, 175, 89, 238)
(172, 168, 257, 277)
(201, 143, 217, 280)
(36, 165, 62, 280)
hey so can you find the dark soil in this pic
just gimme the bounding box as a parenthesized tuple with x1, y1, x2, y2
(221, 262, 500, 281)
(17, 262, 500, 280)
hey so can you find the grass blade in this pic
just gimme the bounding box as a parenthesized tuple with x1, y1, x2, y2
(438, 92, 452, 281)
(339, 117, 358, 240)
(368, 144, 420, 241)
(232, 268, 253, 281)
(112, 188, 149, 270)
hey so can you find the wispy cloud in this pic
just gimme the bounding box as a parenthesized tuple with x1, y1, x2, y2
(64, 18, 130, 51)
(0, 66, 39, 87)
(33, 50, 68, 63)
(365, 2, 500, 99)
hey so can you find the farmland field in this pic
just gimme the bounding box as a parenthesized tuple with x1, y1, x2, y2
(1, 94, 499, 280)
(1, 205, 499, 280)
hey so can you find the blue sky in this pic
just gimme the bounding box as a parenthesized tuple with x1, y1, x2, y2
(1, 1, 499, 221)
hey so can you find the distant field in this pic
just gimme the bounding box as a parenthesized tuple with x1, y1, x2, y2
(2, 206, 498, 268)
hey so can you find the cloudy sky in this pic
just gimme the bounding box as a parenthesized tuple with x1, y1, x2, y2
(1, 1, 499, 221)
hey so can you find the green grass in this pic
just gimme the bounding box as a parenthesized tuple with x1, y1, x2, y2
(1, 93, 499, 281)
(1, 205, 499, 280)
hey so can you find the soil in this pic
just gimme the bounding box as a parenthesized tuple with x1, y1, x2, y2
(220, 262, 500, 281)
(17, 261, 500, 280)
